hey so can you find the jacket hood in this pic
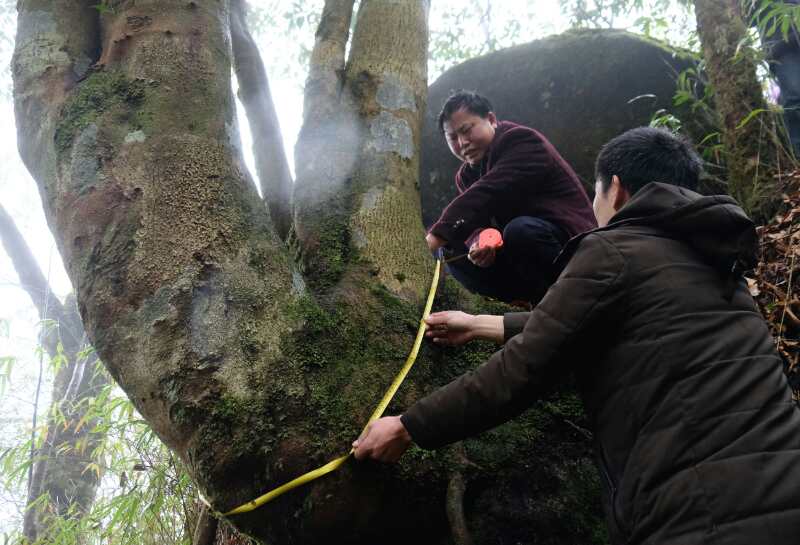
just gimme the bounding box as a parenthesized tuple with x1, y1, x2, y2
(608, 182, 758, 275)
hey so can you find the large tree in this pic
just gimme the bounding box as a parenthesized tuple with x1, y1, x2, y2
(12, 1, 602, 543)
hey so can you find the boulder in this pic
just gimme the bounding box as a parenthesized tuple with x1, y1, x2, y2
(421, 29, 703, 226)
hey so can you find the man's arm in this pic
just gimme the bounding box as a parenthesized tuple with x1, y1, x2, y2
(424, 311, 504, 346)
(401, 233, 626, 449)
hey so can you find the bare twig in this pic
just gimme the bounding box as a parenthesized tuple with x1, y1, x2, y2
(0, 204, 67, 354)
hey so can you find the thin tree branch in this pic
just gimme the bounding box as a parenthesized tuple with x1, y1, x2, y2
(230, 0, 293, 241)
(0, 203, 66, 354)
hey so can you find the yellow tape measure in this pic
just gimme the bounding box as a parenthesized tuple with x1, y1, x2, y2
(220, 259, 441, 516)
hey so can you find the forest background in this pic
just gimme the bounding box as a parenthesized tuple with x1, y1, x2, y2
(0, 1, 796, 544)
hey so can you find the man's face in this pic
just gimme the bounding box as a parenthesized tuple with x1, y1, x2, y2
(593, 178, 617, 228)
(442, 108, 497, 165)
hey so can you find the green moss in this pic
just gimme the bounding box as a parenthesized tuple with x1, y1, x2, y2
(280, 281, 424, 453)
(294, 214, 352, 293)
(55, 70, 150, 156)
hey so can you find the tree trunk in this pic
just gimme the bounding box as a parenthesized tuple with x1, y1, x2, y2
(0, 204, 108, 543)
(693, 0, 789, 217)
(13, 1, 603, 543)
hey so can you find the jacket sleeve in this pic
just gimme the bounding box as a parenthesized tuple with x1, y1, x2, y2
(503, 312, 530, 341)
(401, 234, 627, 448)
(428, 128, 553, 243)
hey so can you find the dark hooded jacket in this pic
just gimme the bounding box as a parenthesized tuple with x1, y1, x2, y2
(429, 121, 596, 244)
(403, 182, 800, 545)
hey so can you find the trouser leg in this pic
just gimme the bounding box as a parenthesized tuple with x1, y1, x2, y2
(501, 216, 567, 304)
(443, 217, 566, 304)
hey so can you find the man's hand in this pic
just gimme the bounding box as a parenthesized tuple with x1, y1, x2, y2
(426, 232, 446, 252)
(352, 416, 412, 463)
(425, 311, 505, 345)
(425, 311, 477, 346)
(468, 241, 496, 267)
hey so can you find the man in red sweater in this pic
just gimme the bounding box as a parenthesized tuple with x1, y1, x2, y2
(426, 91, 596, 304)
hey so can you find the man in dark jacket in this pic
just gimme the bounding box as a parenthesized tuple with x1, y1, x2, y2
(426, 91, 596, 304)
(355, 127, 800, 544)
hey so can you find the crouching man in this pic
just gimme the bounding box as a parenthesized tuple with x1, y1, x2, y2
(427, 90, 596, 305)
(356, 127, 800, 545)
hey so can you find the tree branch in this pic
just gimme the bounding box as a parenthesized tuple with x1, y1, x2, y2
(302, 0, 356, 126)
(0, 203, 66, 354)
(230, 0, 293, 241)
(292, 0, 358, 290)
(13, 1, 100, 201)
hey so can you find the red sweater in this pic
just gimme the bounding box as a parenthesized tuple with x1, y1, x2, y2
(429, 121, 597, 244)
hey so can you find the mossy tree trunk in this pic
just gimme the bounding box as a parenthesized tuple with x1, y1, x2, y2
(693, 0, 790, 217)
(13, 1, 604, 544)
(0, 204, 108, 544)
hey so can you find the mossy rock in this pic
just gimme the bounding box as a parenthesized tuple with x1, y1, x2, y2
(421, 29, 707, 226)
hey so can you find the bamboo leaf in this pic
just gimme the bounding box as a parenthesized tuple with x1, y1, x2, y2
(736, 108, 768, 130)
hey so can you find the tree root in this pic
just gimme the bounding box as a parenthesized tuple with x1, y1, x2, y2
(192, 504, 219, 545)
(445, 444, 475, 545)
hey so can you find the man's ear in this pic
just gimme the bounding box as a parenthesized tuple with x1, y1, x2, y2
(487, 111, 498, 127)
(611, 175, 630, 210)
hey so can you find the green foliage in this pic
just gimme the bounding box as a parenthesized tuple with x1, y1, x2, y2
(428, 0, 532, 78)
(560, 0, 695, 45)
(0, 321, 12, 397)
(0, 356, 14, 397)
(748, 0, 800, 42)
(92, 1, 115, 16)
(244, 0, 323, 85)
(0, 360, 201, 545)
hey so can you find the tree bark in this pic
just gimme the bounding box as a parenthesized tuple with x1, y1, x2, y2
(14, 1, 604, 543)
(230, 0, 293, 241)
(0, 204, 107, 543)
(693, 0, 789, 217)
(292, 0, 359, 290)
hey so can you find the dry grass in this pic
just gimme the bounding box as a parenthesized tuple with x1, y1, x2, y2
(750, 169, 800, 402)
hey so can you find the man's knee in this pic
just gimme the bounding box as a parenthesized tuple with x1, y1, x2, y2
(502, 217, 562, 249)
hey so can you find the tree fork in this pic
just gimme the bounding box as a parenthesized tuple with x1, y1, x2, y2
(13, 1, 607, 543)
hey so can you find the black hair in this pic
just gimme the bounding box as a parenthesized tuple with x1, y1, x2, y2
(595, 127, 702, 195)
(437, 90, 494, 133)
